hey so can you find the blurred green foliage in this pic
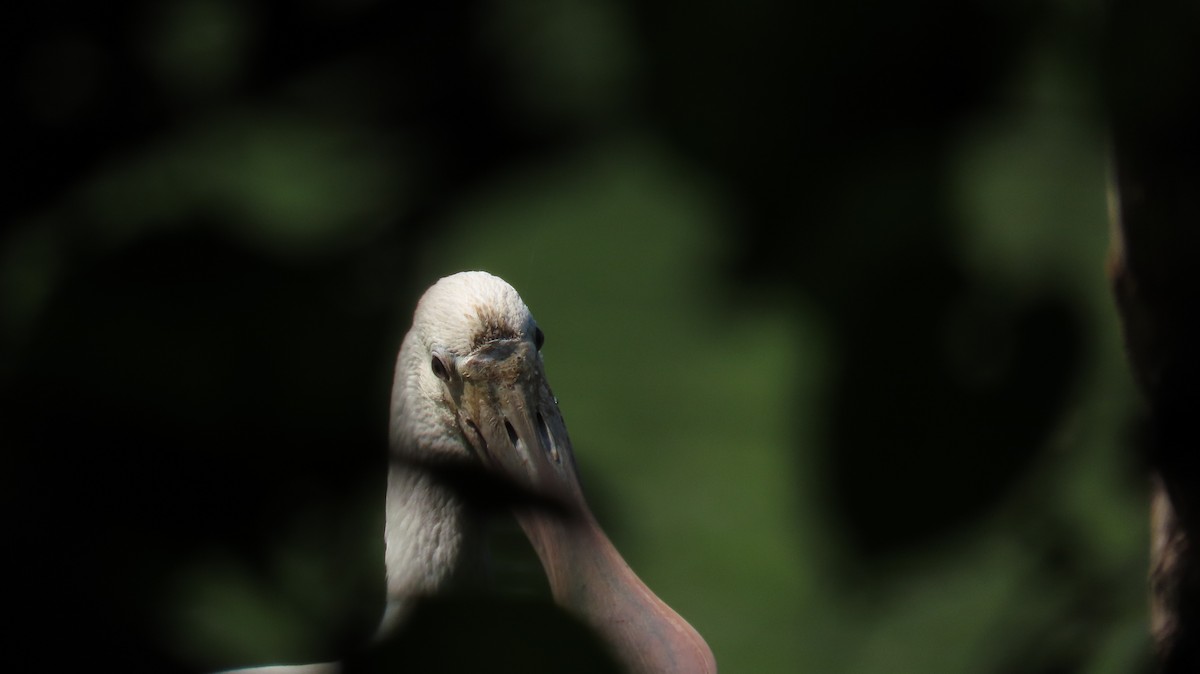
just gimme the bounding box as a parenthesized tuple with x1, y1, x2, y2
(4, 1, 1154, 672)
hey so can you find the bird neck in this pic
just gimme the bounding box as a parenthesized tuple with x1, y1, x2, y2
(381, 331, 476, 629)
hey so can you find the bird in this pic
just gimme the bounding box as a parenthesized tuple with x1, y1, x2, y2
(222, 271, 715, 673)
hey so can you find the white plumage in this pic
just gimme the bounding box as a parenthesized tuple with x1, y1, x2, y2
(221, 272, 714, 673)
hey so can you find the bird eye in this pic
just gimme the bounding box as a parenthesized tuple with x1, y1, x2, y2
(534, 327, 545, 350)
(431, 354, 450, 382)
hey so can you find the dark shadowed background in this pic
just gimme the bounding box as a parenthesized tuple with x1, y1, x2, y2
(4, 1, 1162, 672)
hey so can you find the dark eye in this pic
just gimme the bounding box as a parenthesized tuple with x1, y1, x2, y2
(431, 354, 450, 381)
(534, 327, 545, 350)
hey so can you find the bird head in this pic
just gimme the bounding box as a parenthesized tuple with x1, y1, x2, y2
(394, 271, 581, 509)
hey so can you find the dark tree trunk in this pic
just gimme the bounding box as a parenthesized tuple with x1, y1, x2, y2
(1106, 2, 1200, 671)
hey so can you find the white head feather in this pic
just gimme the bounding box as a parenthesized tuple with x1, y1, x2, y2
(382, 271, 540, 625)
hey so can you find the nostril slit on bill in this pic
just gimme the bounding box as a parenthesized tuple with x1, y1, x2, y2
(536, 411, 559, 464)
(504, 419, 519, 446)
